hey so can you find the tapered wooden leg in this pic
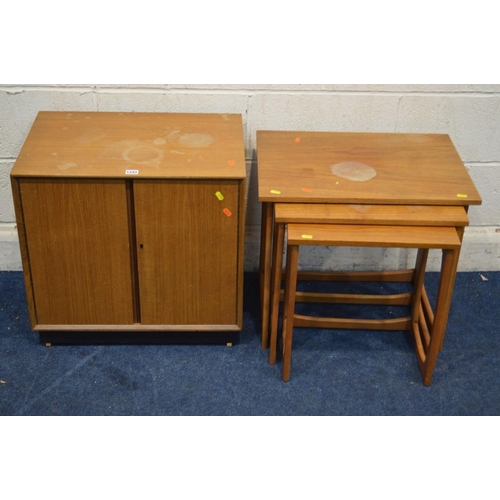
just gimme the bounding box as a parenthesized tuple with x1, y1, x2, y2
(282, 244, 299, 382)
(411, 249, 429, 324)
(420, 248, 460, 386)
(438, 227, 464, 352)
(269, 222, 285, 365)
(259, 202, 274, 349)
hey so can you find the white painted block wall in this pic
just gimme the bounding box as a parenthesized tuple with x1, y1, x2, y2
(1, 84, 499, 272)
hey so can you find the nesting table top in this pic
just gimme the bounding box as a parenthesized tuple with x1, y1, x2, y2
(257, 131, 481, 206)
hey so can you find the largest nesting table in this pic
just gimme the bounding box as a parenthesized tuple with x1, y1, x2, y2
(257, 131, 482, 383)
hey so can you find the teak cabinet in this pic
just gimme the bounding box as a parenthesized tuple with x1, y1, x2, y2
(11, 112, 246, 345)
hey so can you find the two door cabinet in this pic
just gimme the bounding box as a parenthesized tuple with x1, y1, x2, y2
(11, 112, 246, 345)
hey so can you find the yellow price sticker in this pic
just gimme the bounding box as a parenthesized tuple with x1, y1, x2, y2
(301, 234, 313, 239)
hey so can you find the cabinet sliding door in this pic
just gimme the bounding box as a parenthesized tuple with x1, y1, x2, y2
(134, 180, 240, 327)
(19, 179, 135, 326)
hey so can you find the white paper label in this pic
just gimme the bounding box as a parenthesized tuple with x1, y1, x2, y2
(125, 169, 139, 175)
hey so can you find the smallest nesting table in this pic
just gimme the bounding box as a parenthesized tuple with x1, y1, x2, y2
(257, 130, 482, 384)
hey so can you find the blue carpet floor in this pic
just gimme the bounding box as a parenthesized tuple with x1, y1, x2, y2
(1, 271, 499, 415)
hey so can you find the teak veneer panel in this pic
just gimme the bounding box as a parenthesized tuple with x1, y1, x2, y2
(257, 131, 481, 206)
(134, 180, 240, 326)
(19, 179, 135, 326)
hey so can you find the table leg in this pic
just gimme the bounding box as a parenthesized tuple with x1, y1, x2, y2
(411, 249, 429, 325)
(259, 202, 274, 349)
(420, 247, 460, 386)
(282, 244, 299, 382)
(438, 226, 464, 352)
(269, 221, 285, 365)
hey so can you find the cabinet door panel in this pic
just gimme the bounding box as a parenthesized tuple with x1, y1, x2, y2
(134, 180, 240, 326)
(20, 179, 135, 325)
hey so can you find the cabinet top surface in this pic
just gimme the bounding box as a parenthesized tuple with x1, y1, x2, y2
(256, 130, 481, 206)
(11, 112, 246, 179)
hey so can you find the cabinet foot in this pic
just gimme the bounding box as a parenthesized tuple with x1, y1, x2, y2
(226, 342, 233, 347)
(45, 343, 52, 347)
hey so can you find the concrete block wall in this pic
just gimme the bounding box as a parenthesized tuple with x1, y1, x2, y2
(1, 84, 499, 272)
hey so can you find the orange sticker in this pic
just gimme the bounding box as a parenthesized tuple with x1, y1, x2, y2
(228, 160, 235, 166)
(302, 187, 312, 193)
(223, 208, 232, 217)
(295, 137, 301, 143)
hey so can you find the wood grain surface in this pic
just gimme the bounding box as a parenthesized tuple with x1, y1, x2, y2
(134, 179, 241, 325)
(19, 179, 135, 325)
(12, 112, 246, 180)
(257, 131, 481, 205)
(274, 203, 469, 226)
(287, 223, 461, 249)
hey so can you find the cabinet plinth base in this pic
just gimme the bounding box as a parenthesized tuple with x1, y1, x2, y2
(39, 331, 240, 346)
